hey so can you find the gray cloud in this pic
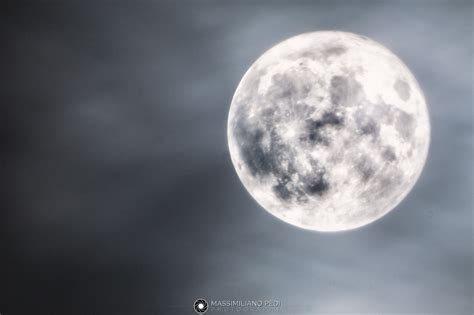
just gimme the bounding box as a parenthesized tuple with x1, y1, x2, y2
(1, 1, 472, 314)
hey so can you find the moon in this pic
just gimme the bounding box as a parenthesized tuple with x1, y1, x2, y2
(227, 31, 430, 232)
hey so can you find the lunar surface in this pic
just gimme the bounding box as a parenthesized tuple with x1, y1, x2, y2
(227, 31, 430, 232)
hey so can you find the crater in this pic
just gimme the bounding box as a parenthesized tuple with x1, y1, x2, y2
(268, 73, 297, 101)
(382, 146, 397, 162)
(329, 75, 362, 107)
(235, 126, 274, 176)
(323, 45, 347, 58)
(330, 76, 348, 106)
(273, 182, 292, 200)
(303, 111, 345, 146)
(303, 173, 329, 196)
(356, 156, 375, 182)
(355, 111, 379, 138)
(395, 111, 415, 140)
(394, 79, 411, 101)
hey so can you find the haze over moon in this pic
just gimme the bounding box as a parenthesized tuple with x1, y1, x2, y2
(227, 31, 430, 232)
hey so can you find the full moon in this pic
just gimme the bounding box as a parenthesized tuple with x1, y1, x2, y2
(227, 31, 430, 232)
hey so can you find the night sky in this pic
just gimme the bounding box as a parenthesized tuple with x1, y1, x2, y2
(1, 1, 472, 314)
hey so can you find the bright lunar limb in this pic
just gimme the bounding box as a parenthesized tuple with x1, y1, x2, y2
(227, 31, 430, 232)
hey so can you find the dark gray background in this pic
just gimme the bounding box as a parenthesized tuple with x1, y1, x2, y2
(1, 1, 472, 314)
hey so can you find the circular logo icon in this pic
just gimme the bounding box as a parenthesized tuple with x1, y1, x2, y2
(194, 298, 208, 313)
